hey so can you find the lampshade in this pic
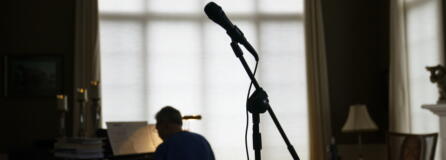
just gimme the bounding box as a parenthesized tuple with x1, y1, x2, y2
(342, 104, 378, 132)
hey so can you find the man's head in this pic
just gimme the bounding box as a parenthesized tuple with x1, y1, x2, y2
(155, 106, 183, 140)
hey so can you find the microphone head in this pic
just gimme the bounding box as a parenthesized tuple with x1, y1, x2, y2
(204, 2, 233, 30)
(204, 2, 220, 14)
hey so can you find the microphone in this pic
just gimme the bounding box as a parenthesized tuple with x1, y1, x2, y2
(204, 2, 259, 61)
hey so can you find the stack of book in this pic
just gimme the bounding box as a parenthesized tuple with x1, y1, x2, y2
(54, 137, 104, 159)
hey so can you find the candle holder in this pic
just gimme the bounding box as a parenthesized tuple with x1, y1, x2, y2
(77, 88, 88, 137)
(90, 81, 101, 130)
(57, 94, 68, 137)
(91, 98, 101, 130)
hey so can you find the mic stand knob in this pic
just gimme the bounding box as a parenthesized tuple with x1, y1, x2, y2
(247, 88, 270, 114)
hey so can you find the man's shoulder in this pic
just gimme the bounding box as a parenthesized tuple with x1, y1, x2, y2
(168, 131, 209, 143)
(176, 131, 204, 137)
(156, 131, 215, 160)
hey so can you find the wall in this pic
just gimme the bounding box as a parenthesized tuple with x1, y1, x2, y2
(322, 0, 389, 144)
(0, 0, 75, 152)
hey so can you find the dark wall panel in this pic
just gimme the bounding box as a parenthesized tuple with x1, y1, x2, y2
(0, 0, 75, 151)
(322, 0, 390, 144)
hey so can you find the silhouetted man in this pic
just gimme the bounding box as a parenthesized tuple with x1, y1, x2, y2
(154, 106, 215, 160)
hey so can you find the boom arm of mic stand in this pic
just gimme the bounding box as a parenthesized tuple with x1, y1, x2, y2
(230, 41, 260, 89)
(230, 41, 300, 160)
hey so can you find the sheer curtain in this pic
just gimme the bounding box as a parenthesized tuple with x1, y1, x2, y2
(74, 0, 101, 137)
(405, 0, 442, 133)
(390, 0, 443, 159)
(304, 0, 331, 159)
(99, 0, 308, 159)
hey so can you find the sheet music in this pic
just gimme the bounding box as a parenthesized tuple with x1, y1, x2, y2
(106, 121, 162, 155)
(147, 124, 163, 151)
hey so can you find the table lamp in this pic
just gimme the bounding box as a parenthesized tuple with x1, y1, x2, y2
(342, 104, 378, 160)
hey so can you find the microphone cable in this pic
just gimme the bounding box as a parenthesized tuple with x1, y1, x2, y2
(245, 61, 259, 160)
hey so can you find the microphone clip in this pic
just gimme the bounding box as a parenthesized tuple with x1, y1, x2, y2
(227, 25, 246, 44)
(227, 26, 259, 61)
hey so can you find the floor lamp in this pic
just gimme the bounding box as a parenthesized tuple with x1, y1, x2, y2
(342, 104, 378, 160)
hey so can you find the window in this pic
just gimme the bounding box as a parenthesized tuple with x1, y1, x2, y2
(405, 0, 441, 133)
(99, 0, 308, 159)
(405, 0, 442, 159)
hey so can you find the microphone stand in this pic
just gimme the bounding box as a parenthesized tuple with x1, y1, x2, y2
(230, 41, 300, 160)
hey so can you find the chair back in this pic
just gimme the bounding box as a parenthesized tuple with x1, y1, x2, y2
(387, 132, 438, 160)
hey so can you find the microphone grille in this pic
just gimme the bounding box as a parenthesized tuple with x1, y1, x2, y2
(204, 2, 221, 18)
(204, 2, 235, 31)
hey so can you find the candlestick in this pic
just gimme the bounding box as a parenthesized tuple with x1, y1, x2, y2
(59, 112, 66, 137)
(56, 94, 67, 137)
(77, 88, 88, 102)
(90, 81, 100, 100)
(90, 81, 102, 130)
(56, 94, 68, 112)
(78, 100, 86, 137)
(93, 100, 101, 129)
(76, 88, 88, 137)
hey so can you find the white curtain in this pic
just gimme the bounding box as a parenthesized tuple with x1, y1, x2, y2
(99, 0, 309, 159)
(389, 0, 443, 159)
(405, 0, 442, 134)
(74, 0, 101, 137)
(304, 0, 331, 159)
(389, 0, 412, 133)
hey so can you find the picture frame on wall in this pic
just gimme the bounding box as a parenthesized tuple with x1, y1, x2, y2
(4, 55, 63, 97)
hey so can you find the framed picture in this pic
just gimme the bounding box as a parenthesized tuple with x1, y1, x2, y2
(5, 56, 63, 97)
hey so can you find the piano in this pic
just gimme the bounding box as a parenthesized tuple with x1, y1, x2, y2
(97, 129, 155, 160)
